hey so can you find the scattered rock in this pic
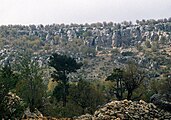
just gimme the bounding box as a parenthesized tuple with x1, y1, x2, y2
(22, 108, 43, 119)
(93, 99, 171, 120)
(77, 99, 171, 120)
(74, 113, 92, 120)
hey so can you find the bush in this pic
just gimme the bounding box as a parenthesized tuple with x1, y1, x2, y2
(121, 51, 134, 56)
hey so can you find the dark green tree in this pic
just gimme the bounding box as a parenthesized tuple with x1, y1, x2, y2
(49, 53, 82, 106)
(106, 62, 145, 100)
(0, 63, 22, 119)
(0, 63, 17, 103)
(106, 68, 124, 100)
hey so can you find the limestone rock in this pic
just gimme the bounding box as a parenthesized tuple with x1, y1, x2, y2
(93, 99, 171, 120)
(75, 113, 92, 120)
(22, 108, 43, 119)
(76, 99, 171, 119)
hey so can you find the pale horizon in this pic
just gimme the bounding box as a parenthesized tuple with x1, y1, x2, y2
(0, 0, 171, 25)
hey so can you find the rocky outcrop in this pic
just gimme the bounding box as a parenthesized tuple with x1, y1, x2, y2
(1, 18, 171, 49)
(76, 99, 171, 120)
(22, 108, 43, 119)
(74, 114, 92, 120)
(94, 100, 171, 119)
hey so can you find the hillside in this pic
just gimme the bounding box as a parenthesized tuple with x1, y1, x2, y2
(0, 18, 171, 81)
(0, 18, 171, 119)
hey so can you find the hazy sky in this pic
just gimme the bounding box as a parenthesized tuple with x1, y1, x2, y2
(0, 0, 171, 25)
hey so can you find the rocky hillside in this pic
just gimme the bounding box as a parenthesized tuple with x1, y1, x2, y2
(1, 18, 171, 50)
(1, 18, 171, 120)
(0, 18, 171, 81)
(76, 100, 171, 120)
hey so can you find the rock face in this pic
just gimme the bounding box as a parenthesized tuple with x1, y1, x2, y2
(1, 18, 171, 49)
(76, 99, 171, 120)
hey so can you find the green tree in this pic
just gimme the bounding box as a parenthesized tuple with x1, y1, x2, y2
(0, 63, 22, 119)
(16, 54, 46, 112)
(49, 53, 82, 107)
(160, 36, 167, 44)
(145, 40, 151, 48)
(0, 63, 17, 103)
(123, 62, 145, 100)
(106, 68, 124, 100)
(151, 41, 159, 52)
(106, 62, 145, 100)
(69, 80, 105, 114)
(157, 74, 171, 101)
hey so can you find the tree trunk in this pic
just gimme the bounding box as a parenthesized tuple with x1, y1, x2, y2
(30, 98, 35, 112)
(127, 90, 132, 100)
(63, 96, 66, 107)
(62, 86, 66, 107)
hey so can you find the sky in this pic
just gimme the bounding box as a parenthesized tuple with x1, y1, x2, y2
(0, 0, 171, 25)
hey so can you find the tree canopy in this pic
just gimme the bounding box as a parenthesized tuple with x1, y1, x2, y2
(49, 53, 82, 106)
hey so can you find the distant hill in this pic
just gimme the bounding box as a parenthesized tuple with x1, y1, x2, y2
(0, 18, 171, 81)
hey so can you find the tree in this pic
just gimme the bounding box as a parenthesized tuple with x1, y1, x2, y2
(106, 62, 145, 100)
(49, 53, 82, 106)
(69, 80, 105, 114)
(0, 63, 22, 119)
(123, 62, 145, 100)
(0, 63, 17, 103)
(151, 41, 159, 52)
(156, 73, 171, 101)
(159, 36, 167, 44)
(106, 68, 124, 100)
(136, 20, 140, 25)
(16, 54, 46, 112)
(83, 30, 92, 38)
(145, 40, 151, 48)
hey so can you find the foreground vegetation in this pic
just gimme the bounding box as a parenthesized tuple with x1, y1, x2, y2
(0, 51, 170, 119)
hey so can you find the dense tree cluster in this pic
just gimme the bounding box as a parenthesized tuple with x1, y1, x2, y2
(0, 49, 170, 119)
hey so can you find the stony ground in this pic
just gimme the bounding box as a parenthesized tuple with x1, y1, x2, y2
(76, 99, 171, 120)
(23, 99, 171, 120)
